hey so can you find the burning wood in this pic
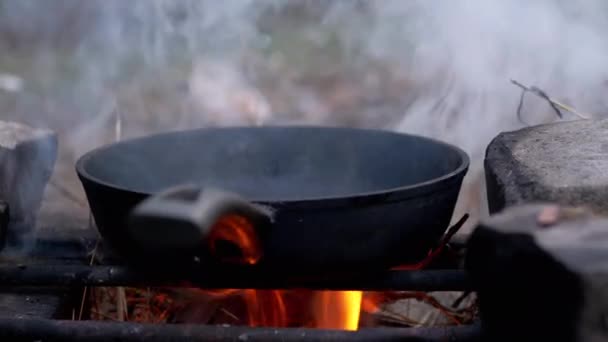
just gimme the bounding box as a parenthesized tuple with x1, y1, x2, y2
(81, 212, 476, 330)
(87, 287, 477, 330)
(90, 287, 177, 323)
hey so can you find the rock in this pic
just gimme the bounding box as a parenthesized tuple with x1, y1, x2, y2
(485, 119, 608, 214)
(465, 203, 608, 342)
(0, 121, 58, 243)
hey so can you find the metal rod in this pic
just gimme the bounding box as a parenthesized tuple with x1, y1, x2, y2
(0, 318, 481, 342)
(0, 265, 472, 291)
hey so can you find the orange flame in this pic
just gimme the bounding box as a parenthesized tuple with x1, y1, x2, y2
(205, 214, 364, 329)
(313, 291, 363, 330)
(207, 214, 263, 265)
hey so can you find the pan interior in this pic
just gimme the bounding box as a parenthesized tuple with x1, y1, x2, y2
(78, 126, 467, 201)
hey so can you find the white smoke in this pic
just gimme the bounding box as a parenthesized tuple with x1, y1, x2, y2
(2, 0, 608, 226)
(372, 0, 608, 162)
(365, 0, 608, 223)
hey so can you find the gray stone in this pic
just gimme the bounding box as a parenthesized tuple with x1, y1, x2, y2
(0, 121, 58, 241)
(485, 118, 608, 214)
(466, 203, 608, 342)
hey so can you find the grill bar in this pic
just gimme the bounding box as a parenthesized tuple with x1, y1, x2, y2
(0, 318, 481, 342)
(0, 265, 471, 291)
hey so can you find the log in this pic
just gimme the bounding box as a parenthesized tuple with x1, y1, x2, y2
(485, 119, 608, 214)
(0, 121, 58, 244)
(465, 203, 608, 342)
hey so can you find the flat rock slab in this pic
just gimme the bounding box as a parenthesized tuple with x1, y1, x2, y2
(466, 204, 608, 342)
(0, 121, 58, 242)
(485, 118, 608, 214)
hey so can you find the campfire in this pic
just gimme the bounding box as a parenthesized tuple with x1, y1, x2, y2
(88, 287, 476, 330)
(89, 288, 364, 329)
(0, 121, 480, 341)
(84, 208, 476, 330)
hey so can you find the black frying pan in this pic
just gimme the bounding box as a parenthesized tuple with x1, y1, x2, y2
(76, 126, 469, 271)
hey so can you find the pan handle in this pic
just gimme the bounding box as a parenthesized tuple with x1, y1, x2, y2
(127, 185, 273, 264)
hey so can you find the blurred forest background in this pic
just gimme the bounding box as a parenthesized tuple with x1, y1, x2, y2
(2, 0, 607, 229)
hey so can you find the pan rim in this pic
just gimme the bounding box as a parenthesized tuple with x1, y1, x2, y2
(75, 125, 470, 206)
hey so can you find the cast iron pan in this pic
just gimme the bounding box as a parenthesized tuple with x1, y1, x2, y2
(76, 126, 469, 272)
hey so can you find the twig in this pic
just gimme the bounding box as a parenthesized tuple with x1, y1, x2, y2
(78, 214, 99, 321)
(510, 79, 591, 124)
(374, 291, 474, 325)
(82, 100, 122, 322)
(391, 214, 468, 271)
(515, 84, 529, 125)
(219, 307, 240, 322)
(511, 79, 564, 119)
(418, 310, 434, 327)
(451, 290, 472, 308)
(116, 287, 127, 321)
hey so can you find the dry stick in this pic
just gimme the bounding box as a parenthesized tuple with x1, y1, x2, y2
(510, 79, 591, 122)
(112, 101, 127, 322)
(451, 290, 472, 308)
(418, 310, 433, 327)
(116, 287, 127, 321)
(381, 292, 470, 325)
(78, 214, 99, 321)
(78, 102, 121, 321)
(391, 214, 468, 271)
(512, 79, 564, 120)
(219, 308, 240, 322)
